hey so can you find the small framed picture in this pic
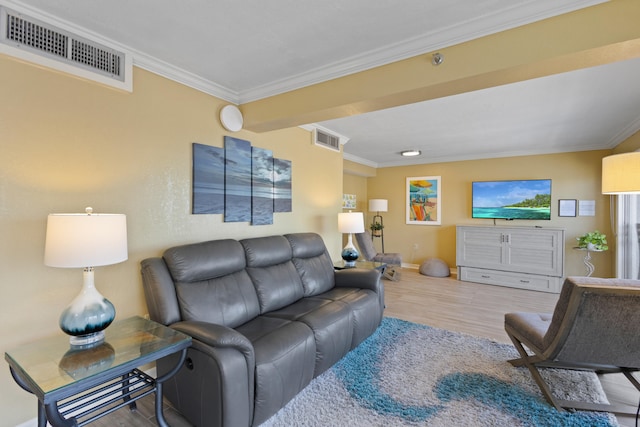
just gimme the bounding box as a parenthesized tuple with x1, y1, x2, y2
(558, 199, 577, 217)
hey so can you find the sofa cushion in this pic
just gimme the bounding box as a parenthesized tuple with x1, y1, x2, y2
(242, 236, 305, 312)
(164, 239, 246, 282)
(165, 239, 261, 328)
(175, 271, 261, 328)
(286, 233, 336, 296)
(236, 316, 316, 426)
(314, 287, 383, 349)
(264, 297, 353, 376)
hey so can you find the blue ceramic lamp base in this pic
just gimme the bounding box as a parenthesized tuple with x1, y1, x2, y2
(60, 267, 115, 347)
(341, 233, 360, 267)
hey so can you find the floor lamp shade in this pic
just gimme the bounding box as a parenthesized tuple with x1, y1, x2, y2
(45, 208, 128, 346)
(338, 212, 364, 266)
(602, 152, 640, 194)
(368, 199, 388, 213)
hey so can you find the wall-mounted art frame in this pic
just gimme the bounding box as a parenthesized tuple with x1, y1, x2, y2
(193, 143, 224, 214)
(342, 194, 356, 209)
(192, 138, 292, 225)
(558, 199, 577, 217)
(273, 158, 292, 213)
(406, 176, 441, 225)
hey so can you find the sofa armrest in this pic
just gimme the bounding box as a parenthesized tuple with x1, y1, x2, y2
(167, 321, 256, 427)
(171, 320, 254, 360)
(334, 268, 381, 292)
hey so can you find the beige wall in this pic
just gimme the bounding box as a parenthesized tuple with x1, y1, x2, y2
(362, 151, 613, 277)
(613, 129, 640, 154)
(0, 57, 343, 426)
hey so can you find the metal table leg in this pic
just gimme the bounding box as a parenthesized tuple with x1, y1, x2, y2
(154, 348, 187, 427)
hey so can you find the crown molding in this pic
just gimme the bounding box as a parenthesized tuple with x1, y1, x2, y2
(5, 0, 606, 105)
(237, 0, 607, 103)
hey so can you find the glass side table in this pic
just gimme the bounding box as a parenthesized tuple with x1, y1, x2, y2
(5, 316, 191, 427)
(333, 260, 387, 272)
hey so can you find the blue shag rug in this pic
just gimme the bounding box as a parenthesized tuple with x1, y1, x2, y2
(261, 317, 618, 427)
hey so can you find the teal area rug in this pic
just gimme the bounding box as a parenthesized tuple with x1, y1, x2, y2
(262, 317, 618, 427)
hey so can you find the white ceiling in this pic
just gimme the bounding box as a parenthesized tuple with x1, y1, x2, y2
(7, 0, 640, 167)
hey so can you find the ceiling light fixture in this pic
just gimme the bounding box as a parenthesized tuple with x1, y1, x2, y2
(401, 150, 421, 157)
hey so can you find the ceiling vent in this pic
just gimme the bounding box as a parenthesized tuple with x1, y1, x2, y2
(314, 129, 341, 152)
(0, 6, 132, 91)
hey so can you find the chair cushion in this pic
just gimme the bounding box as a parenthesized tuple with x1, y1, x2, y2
(505, 312, 552, 352)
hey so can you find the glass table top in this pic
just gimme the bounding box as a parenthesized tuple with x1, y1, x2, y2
(5, 316, 190, 397)
(333, 260, 386, 270)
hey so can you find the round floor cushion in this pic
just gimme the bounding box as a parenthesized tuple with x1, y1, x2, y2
(419, 257, 450, 277)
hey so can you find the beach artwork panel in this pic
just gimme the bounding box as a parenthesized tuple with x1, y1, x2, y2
(406, 176, 441, 225)
(273, 158, 292, 212)
(251, 147, 274, 225)
(224, 136, 252, 222)
(192, 143, 224, 214)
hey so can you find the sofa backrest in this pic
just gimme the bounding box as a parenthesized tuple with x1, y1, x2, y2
(285, 233, 336, 296)
(141, 233, 337, 327)
(241, 235, 305, 313)
(163, 239, 261, 328)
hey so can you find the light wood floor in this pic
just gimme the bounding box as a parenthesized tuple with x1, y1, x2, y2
(97, 268, 638, 426)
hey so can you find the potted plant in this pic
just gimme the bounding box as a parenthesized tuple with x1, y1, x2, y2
(370, 222, 384, 237)
(576, 230, 608, 251)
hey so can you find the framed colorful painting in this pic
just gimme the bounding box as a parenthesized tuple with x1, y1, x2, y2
(406, 176, 441, 225)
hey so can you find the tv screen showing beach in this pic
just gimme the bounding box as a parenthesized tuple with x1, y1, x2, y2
(472, 179, 551, 220)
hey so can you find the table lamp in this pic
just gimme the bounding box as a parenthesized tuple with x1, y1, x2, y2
(44, 207, 128, 346)
(338, 211, 364, 266)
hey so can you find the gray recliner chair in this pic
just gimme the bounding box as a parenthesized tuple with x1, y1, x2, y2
(355, 230, 402, 280)
(505, 276, 640, 413)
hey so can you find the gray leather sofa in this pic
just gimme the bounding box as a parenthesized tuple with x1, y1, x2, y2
(140, 233, 384, 427)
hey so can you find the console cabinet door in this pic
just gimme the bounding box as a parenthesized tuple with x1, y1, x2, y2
(504, 228, 564, 277)
(456, 226, 506, 270)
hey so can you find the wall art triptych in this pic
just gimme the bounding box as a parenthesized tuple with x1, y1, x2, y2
(192, 137, 292, 225)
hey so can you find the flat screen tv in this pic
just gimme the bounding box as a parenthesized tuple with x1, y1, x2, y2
(472, 179, 552, 220)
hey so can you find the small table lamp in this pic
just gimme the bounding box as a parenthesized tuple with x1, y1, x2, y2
(44, 207, 128, 346)
(338, 211, 364, 266)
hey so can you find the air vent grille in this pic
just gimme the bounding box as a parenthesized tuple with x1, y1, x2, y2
(7, 13, 67, 57)
(0, 6, 131, 90)
(72, 39, 121, 76)
(314, 129, 341, 152)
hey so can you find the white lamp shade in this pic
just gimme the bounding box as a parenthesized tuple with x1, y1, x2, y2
(45, 212, 128, 268)
(368, 199, 388, 212)
(602, 152, 640, 194)
(338, 212, 364, 234)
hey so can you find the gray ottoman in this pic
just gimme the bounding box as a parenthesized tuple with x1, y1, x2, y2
(419, 258, 450, 277)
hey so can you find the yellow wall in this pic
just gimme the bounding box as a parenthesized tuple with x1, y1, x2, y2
(613, 129, 640, 154)
(0, 57, 343, 426)
(362, 151, 613, 276)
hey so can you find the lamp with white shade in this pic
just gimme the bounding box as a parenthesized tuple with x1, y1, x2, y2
(44, 207, 128, 346)
(338, 211, 364, 266)
(602, 152, 640, 194)
(369, 199, 388, 252)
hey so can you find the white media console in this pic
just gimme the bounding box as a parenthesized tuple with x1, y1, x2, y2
(456, 225, 565, 293)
